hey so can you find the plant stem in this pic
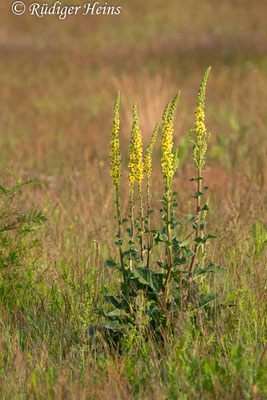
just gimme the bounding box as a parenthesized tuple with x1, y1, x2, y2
(138, 182, 145, 262)
(115, 184, 125, 281)
(188, 168, 202, 282)
(146, 178, 151, 268)
(129, 184, 134, 270)
(163, 178, 173, 307)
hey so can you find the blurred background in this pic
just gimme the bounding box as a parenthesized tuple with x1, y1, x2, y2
(1, 3, 266, 397)
(0, 0, 266, 252)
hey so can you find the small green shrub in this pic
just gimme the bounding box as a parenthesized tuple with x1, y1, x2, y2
(251, 221, 267, 261)
(0, 168, 46, 305)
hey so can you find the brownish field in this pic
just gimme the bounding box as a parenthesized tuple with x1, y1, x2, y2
(0, 1, 266, 398)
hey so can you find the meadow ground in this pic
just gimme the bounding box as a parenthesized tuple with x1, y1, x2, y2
(0, 0, 266, 398)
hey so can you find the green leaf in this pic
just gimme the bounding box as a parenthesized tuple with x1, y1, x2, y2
(196, 263, 226, 276)
(106, 259, 120, 269)
(106, 308, 129, 318)
(157, 261, 168, 270)
(104, 320, 129, 331)
(0, 185, 9, 194)
(158, 199, 167, 205)
(133, 268, 164, 293)
(193, 191, 204, 198)
(204, 234, 217, 240)
(189, 177, 203, 182)
(186, 214, 196, 223)
(198, 293, 215, 307)
(171, 217, 182, 227)
(21, 179, 42, 188)
(179, 240, 190, 248)
(200, 222, 206, 231)
(173, 256, 187, 265)
(195, 234, 217, 244)
(104, 296, 122, 308)
(185, 249, 195, 257)
(155, 233, 168, 243)
(122, 250, 130, 258)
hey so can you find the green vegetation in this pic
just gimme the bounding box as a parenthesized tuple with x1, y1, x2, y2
(103, 69, 226, 338)
(0, 1, 266, 398)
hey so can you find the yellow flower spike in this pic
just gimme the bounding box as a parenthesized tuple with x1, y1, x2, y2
(144, 123, 159, 179)
(161, 92, 180, 307)
(109, 91, 125, 281)
(110, 91, 121, 186)
(190, 67, 211, 169)
(162, 101, 171, 124)
(187, 67, 212, 288)
(161, 92, 180, 182)
(128, 103, 145, 265)
(128, 103, 144, 186)
(167, 92, 180, 124)
(161, 121, 174, 180)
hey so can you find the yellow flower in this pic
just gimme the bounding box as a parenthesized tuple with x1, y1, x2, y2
(110, 91, 121, 186)
(191, 67, 211, 169)
(161, 92, 180, 181)
(129, 103, 144, 186)
(161, 121, 175, 180)
(144, 123, 159, 179)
